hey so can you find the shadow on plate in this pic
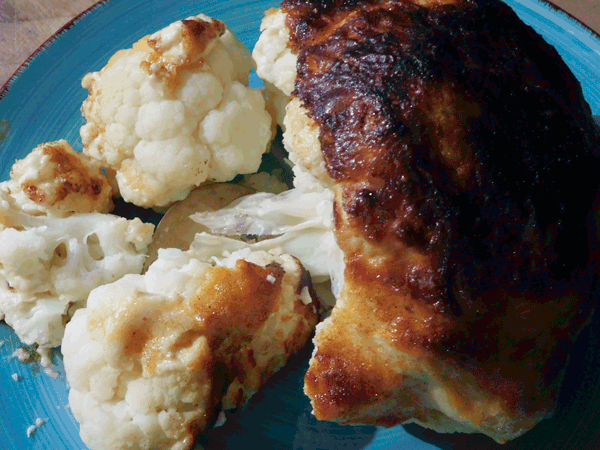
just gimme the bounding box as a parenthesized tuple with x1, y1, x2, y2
(199, 343, 378, 450)
(404, 305, 600, 450)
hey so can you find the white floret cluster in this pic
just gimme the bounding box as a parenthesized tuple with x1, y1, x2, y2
(0, 188, 153, 347)
(252, 8, 297, 126)
(80, 14, 274, 208)
(252, 10, 334, 187)
(63, 246, 317, 450)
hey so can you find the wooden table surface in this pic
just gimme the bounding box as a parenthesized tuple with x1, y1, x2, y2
(1, 0, 600, 88)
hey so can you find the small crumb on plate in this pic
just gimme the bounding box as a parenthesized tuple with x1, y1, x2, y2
(44, 366, 59, 379)
(36, 347, 53, 367)
(26, 418, 46, 437)
(11, 348, 30, 362)
(299, 286, 312, 304)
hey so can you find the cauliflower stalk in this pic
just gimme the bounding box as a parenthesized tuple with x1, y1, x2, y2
(63, 246, 318, 450)
(191, 165, 344, 300)
(81, 14, 273, 208)
(0, 188, 154, 348)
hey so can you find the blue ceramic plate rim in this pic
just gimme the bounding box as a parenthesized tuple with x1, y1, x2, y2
(0, 1, 600, 450)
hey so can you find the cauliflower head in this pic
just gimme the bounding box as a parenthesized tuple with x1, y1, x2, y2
(0, 189, 154, 348)
(5, 140, 113, 217)
(80, 14, 273, 208)
(62, 246, 318, 450)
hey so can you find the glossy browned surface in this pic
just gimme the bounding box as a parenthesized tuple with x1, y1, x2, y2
(284, 0, 600, 438)
(103, 260, 283, 373)
(13, 141, 113, 213)
(192, 261, 282, 347)
(126, 16, 228, 98)
(43, 142, 106, 200)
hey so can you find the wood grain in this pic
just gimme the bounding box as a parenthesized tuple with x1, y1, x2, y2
(0, 0, 97, 87)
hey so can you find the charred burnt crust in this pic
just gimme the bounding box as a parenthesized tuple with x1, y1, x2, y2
(283, 0, 600, 395)
(283, 0, 600, 305)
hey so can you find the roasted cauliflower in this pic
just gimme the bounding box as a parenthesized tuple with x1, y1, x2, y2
(80, 14, 273, 209)
(4, 140, 113, 217)
(62, 246, 318, 450)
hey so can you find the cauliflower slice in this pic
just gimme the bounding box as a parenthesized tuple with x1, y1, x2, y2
(191, 165, 344, 304)
(63, 246, 318, 450)
(5, 140, 113, 217)
(81, 15, 273, 208)
(0, 189, 154, 348)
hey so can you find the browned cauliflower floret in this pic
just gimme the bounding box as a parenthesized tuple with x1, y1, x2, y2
(80, 15, 273, 209)
(62, 246, 318, 450)
(5, 140, 113, 217)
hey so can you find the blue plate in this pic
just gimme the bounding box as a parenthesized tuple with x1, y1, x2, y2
(1, 1, 600, 449)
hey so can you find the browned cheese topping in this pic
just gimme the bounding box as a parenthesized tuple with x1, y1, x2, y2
(282, 0, 600, 435)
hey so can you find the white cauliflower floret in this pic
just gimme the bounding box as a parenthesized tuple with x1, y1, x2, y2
(197, 82, 272, 180)
(283, 98, 334, 187)
(63, 246, 318, 450)
(253, 9, 297, 126)
(0, 189, 154, 348)
(4, 140, 113, 217)
(253, 9, 334, 188)
(81, 15, 273, 208)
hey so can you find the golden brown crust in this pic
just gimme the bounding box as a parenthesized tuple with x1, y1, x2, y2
(282, 0, 600, 441)
(10, 141, 113, 215)
(142, 17, 226, 89)
(179, 18, 226, 56)
(43, 143, 107, 202)
(106, 260, 285, 373)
